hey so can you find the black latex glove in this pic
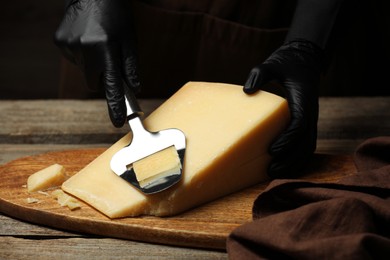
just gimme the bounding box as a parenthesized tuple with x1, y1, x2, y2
(244, 39, 324, 178)
(54, 0, 140, 127)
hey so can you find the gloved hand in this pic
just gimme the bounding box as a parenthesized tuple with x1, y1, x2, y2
(54, 0, 140, 128)
(243, 39, 324, 178)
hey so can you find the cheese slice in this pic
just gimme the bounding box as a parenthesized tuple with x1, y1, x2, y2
(27, 164, 66, 192)
(133, 146, 181, 188)
(62, 82, 290, 218)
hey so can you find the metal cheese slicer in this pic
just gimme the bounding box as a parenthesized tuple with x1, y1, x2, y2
(110, 88, 186, 194)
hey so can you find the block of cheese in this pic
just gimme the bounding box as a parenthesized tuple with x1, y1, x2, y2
(133, 146, 182, 188)
(62, 82, 290, 218)
(27, 164, 66, 192)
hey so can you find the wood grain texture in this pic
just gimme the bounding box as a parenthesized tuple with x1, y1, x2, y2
(1, 97, 389, 144)
(0, 99, 162, 144)
(0, 236, 228, 260)
(0, 213, 228, 259)
(0, 148, 356, 250)
(317, 97, 390, 139)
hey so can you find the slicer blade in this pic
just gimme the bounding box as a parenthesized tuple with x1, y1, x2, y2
(110, 88, 186, 194)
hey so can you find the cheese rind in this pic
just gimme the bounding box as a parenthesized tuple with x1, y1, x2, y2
(27, 164, 66, 192)
(62, 82, 290, 218)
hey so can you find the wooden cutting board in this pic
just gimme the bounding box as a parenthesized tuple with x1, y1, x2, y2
(0, 149, 356, 250)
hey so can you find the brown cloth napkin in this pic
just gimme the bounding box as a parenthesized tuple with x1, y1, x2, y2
(227, 136, 390, 259)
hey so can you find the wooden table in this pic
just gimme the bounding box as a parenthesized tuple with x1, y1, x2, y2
(1, 97, 389, 259)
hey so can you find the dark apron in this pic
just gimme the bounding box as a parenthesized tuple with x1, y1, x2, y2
(58, 0, 390, 98)
(131, 0, 295, 98)
(59, 0, 295, 98)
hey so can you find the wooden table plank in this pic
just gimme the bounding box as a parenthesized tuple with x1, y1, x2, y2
(0, 214, 76, 237)
(0, 99, 162, 144)
(1, 207, 228, 259)
(0, 236, 227, 260)
(1, 97, 389, 144)
(317, 97, 390, 139)
(0, 144, 107, 165)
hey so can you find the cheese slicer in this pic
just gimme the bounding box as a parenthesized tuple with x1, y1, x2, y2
(110, 88, 186, 194)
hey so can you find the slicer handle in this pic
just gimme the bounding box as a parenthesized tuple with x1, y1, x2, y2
(124, 87, 144, 120)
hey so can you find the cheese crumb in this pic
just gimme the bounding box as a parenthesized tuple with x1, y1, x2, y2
(26, 198, 39, 204)
(52, 189, 81, 210)
(37, 190, 49, 196)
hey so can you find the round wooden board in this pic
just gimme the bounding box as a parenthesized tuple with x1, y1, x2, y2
(0, 149, 356, 250)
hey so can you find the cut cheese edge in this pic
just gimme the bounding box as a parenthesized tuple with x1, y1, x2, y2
(52, 189, 81, 210)
(133, 146, 182, 188)
(62, 82, 290, 218)
(27, 164, 66, 192)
